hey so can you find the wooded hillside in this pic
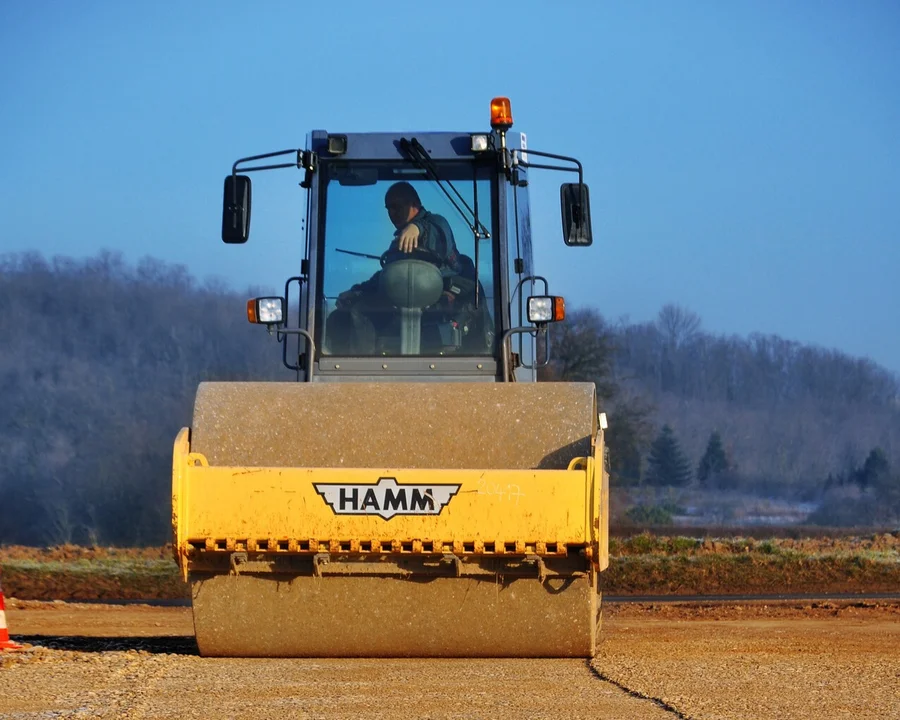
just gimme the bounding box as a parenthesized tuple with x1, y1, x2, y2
(546, 306, 900, 526)
(1, 252, 897, 545)
(0, 251, 283, 545)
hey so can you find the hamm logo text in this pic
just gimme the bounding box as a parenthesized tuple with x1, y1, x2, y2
(314, 477, 461, 520)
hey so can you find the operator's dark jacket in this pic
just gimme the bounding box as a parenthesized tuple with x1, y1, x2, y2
(352, 208, 463, 294)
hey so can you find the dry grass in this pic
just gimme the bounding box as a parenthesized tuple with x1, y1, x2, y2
(1, 533, 898, 600)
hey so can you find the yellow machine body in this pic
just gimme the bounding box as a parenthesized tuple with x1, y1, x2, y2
(172, 382, 609, 657)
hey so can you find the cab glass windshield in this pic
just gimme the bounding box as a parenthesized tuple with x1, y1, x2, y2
(318, 162, 497, 357)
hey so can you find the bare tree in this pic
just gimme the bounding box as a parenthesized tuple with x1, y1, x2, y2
(543, 308, 617, 400)
(656, 303, 701, 349)
(0, 250, 286, 546)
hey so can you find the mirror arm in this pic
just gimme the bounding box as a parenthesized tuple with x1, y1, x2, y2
(232, 149, 302, 173)
(513, 148, 588, 239)
(512, 148, 584, 187)
(229, 149, 317, 177)
(234, 161, 300, 173)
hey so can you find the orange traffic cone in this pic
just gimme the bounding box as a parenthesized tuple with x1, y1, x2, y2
(0, 581, 24, 651)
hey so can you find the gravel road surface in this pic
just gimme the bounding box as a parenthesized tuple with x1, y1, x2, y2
(2, 600, 898, 719)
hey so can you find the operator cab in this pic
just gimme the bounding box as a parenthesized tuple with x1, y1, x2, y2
(318, 156, 497, 359)
(224, 98, 592, 382)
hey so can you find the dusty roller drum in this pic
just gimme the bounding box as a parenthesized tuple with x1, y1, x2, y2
(190, 572, 600, 658)
(185, 381, 601, 657)
(189, 381, 597, 470)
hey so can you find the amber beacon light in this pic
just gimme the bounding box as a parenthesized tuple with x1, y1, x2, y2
(490, 97, 513, 131)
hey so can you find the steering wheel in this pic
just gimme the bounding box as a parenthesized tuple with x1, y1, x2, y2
(380, 247, 444, 269)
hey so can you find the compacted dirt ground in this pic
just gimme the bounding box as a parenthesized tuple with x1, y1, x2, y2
(2, 600, 898, 720)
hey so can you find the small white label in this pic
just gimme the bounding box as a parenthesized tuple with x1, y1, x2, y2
(520, 132, 528, 164)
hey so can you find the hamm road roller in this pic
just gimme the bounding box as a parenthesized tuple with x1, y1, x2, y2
(172, 97, 610, 657)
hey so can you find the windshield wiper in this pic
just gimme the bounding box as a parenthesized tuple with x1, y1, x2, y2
(399, 138, 491, 240)
(335, 248, 381, 261)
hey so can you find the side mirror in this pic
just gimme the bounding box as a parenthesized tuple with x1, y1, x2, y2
(222, 174, 251, 244)
(560, 182, 593, 246)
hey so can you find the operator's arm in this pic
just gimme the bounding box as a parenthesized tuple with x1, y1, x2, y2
(395, 222, 422, 254)
(407, 216, 446, 256)
(398, 213, 454, 260)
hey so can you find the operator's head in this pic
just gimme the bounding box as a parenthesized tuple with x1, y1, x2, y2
(385, 182, 422, 229)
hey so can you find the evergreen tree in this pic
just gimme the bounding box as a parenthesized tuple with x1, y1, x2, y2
(605, 397, 655, 486)
(855, 447, 890, 491)
(645, 425, 693, 486)
(697, 430, 730, 486)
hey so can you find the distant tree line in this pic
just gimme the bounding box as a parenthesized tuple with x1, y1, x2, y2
(543, 305, 900, 526)
(2, 252, 899, 545)
(0, 251, 284, 546)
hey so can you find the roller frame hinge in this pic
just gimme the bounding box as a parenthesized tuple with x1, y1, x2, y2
(229, 552, 257, 575)
(524, 554, 547, 583)
(313, 552, 330, 577)
(442, 553, 462, 577)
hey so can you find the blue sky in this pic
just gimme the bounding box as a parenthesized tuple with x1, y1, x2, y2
(3, 1, 899, 371)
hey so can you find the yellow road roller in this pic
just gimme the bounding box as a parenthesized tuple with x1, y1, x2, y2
(172, 97, 609, 657)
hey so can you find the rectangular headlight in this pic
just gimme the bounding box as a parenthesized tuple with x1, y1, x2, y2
(247, 297, 284, 324)
(470, 134, 490, 152)
(527, 296, 552, 323)
(527, 296, 565, 324)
